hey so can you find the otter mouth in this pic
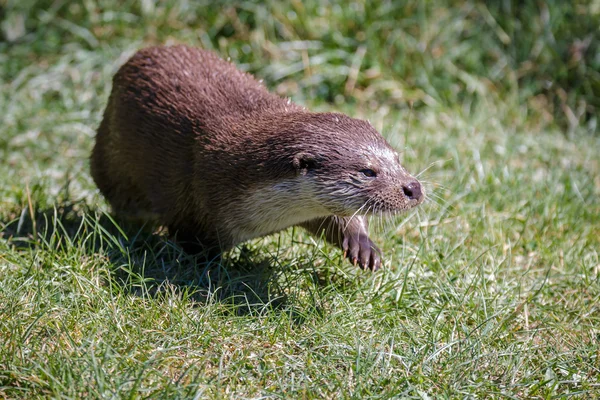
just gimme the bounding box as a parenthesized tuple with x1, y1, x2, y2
(336, 200, 423, 218)
(353, 179, 426, 216)
(334, 179, 425, 217)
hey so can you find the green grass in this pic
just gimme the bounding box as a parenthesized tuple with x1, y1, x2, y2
(1, 1, 600, 398)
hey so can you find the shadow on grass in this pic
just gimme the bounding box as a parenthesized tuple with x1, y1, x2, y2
(0, 200, 303, 316)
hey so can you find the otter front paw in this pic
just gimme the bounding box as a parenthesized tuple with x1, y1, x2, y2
(342, 234, 382, 271)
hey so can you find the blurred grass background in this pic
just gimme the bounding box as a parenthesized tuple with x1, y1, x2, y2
(1, 0, 598, 133)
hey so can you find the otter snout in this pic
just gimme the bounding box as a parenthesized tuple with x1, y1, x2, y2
(402, 180, 424, 203)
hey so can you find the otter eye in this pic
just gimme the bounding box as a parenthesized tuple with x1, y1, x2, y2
(359, 168, 377, 178)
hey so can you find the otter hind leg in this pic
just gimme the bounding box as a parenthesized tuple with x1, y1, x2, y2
(299, 216, 382, 271)
(92, 117, 155, 218)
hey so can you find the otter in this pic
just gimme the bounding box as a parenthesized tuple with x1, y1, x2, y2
(91, 45, 424, 271)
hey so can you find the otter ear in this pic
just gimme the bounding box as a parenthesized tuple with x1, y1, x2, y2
(293, 152, 317, 176)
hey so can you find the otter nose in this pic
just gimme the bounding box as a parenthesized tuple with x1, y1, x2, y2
(402, 181, 423, 201)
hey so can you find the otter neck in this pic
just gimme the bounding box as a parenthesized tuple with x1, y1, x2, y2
(225, 179, 331, 243)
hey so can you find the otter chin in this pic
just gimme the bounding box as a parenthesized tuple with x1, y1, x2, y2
(91, 45, 424, 271)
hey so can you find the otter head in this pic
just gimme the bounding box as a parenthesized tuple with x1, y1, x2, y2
(290, 113, 424, 217)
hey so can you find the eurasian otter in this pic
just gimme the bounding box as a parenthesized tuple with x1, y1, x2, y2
(91, 45, 424, 270)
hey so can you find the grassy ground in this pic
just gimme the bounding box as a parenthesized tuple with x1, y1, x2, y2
(1, 1, 599, 398)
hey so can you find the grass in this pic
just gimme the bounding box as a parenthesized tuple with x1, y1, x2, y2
(1, 0, 599, 398)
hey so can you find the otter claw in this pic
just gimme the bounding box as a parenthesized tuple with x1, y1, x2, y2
(343, 234, 382, 271)
(370, 251, 382, 271)
(360, 249, 371, 270)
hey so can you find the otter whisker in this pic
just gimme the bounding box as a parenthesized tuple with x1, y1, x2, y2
(420, 180, 452, 193)
(414, 158, 451, 179)
(425, 191, 448, 209)
(344, 200, 369, 231)
(419, 181, 452, 201)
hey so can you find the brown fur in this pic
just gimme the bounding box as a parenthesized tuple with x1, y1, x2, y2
(91, 45, 424, 270)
